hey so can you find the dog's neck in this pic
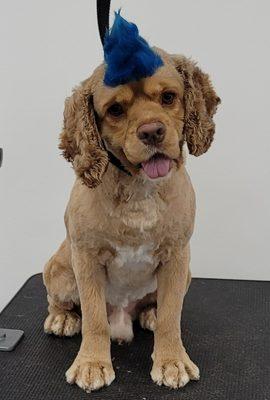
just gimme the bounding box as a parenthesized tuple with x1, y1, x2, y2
(98, 160, 183, 205)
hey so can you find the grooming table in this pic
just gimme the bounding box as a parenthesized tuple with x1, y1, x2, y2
(0, 274, 269, 400)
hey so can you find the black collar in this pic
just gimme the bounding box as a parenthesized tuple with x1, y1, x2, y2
(107, 150, 132, 176)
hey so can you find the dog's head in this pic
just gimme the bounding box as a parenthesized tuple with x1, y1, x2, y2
(59, 15, 220, 188)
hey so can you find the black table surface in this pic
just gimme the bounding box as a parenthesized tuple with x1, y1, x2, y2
(0, 274, 269, 400)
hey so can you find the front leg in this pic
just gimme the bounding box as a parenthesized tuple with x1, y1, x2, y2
(151, 244, 200, 389)
(66, 246, 115, 392)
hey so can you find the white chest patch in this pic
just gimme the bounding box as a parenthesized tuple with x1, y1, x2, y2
(105, 243, 157, 307)
(114, 244, 153, 267)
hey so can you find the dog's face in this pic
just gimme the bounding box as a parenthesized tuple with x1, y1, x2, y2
(94, 63, 184, 179)
(59, 50, 220, 187)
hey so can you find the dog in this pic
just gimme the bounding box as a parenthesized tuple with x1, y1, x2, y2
(43, 12, 220, 392)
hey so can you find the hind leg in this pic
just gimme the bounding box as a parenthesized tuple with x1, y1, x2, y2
(43, 240, 81, 337)
(136, 291, 157, 332)
(140, 306, 157, 331)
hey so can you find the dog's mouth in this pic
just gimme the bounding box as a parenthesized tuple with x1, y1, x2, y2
(141, 153, 173, 179)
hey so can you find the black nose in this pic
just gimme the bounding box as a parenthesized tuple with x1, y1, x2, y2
(137, 122, 166, 146)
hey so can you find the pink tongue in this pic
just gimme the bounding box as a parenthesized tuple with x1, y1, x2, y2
(142, 156, 171, 179)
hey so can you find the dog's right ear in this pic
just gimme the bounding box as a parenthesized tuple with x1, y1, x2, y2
(59, 81, 108, 188)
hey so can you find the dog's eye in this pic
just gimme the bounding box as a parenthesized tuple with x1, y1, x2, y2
(161, 91, 176, 105)
(107, 103, 124, 117)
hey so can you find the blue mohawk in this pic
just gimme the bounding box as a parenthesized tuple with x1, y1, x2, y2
(103, 11, 163, 87)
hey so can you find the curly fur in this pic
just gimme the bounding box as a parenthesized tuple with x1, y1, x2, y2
(59, 79, 108, 188)
(173, 56, 221, 156)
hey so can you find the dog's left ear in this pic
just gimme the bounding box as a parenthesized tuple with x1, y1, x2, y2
(59, 79, 108, 188)
(172, 55, 221, 156)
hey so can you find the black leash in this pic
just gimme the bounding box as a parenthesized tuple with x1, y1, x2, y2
(107, 150, 132, 176)
(96, 0, 131, 176)
(97, 0, 111, 45)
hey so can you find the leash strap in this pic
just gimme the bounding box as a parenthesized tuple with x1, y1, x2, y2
(97, 0, 111, 45)
(101, 138, 132, 176)
(97, 0, 131, 176)
(107, 150, 132, 176)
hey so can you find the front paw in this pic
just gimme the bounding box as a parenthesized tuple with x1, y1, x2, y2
(66, 356, 115, 392)
(151, 351, 200, 389)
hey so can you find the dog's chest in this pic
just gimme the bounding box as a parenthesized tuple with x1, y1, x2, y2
(105, 243, 157, 307)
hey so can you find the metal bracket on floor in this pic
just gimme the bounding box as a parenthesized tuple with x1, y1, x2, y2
(0, 328, 24, 351)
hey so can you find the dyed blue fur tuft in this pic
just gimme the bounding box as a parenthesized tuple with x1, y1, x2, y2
(103, 11, 163, 87)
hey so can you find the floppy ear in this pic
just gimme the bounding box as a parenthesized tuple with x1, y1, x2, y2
(173, 56, 221, 156)
(59, 81, 108, 188)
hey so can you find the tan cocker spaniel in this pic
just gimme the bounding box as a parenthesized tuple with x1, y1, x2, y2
(43, 13, 220, 393)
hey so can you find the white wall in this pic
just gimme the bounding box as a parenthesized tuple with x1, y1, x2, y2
(1, 0, 270, 311)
